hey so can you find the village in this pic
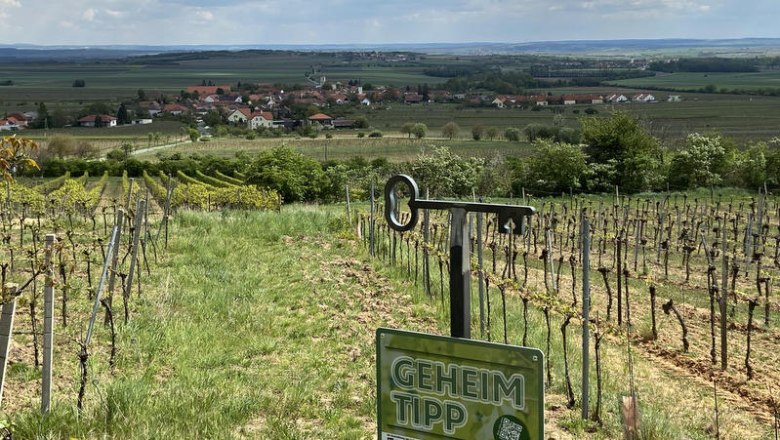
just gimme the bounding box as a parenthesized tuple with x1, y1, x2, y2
(0, 76, 678, 134)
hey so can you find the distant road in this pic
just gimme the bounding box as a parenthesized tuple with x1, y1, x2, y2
(130, 140, 192, 157)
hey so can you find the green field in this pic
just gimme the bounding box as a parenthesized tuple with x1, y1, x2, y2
(609, 71, 780, 92)
(132, 135, 532, 162)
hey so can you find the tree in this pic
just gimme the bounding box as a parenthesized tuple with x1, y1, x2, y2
(580, 111, 663, 193)
(35, 102, 51, 129)
(46, 135, 76, 158)
(245, 146, 328, 202)
(74, 140, 97, 158)
(472, 125, 485, 141)
(72, 79, 86, 87)
(441, 121, 460, 140)
(116, 103, 129, 125)
(504, 127, 521, 142)
(667, 133, 729, 189)
(354, 116, 369, 129)
(0, 135, 39, 180)
(515, 140, 587, 193)
(486, 126, 499, 141)
(93, 115, 104, 128)
(186, 127, 200, 142)
(137, 89, 147, 101)
(400, 122, 415, 138)
(409, 147, 482, 197)
(412, 123, 427, 139)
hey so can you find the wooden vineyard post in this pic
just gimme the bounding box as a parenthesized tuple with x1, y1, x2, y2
(105, 209, 125, 324)
(476, 209, 485, 338)
(126, 199, 145, 302)
(369, 180, 375, 257)
(125, 177, 134, 210)
(42, 233, 56, 414)
(0, 285, 19, 406)
(581, 214, 591, 420)
(721, 231, 729, 371)
(345, 184, 352, 226)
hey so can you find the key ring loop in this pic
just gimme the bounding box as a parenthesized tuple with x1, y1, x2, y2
(384, 174, 419, 232)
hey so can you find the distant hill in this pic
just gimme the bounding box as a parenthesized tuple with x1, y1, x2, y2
(2, 38, 780, 61)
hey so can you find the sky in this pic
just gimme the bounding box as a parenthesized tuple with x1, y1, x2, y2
(0, 0, 778, 46)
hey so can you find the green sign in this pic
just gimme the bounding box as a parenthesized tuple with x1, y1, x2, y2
(376, 328, 544, 440)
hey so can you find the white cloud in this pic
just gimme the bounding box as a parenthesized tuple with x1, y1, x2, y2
(82, 8, 96, 21)
(105, 9, 123, 18)
(0, 0, 21, 7)
(195, 10, 214, 21)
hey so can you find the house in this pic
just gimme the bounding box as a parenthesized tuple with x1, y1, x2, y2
(227, 108, 253, 124)
(529, 95, 547, 106)
(5, 113, 28, 127)
(632, 93, 656, 103)
(575, 95, 604, 105)
(333, 118, 356, 129)
(162, 104, 189, 116)
(492, 97, 505, 108)
(307, 113, 334, 128)
(248, 111, 274, 130)
(330, 93, 348, 105)
(78, 114, 117, 127)
(186, 85, 232, 97)
(668, 95, 682, 102)
(563, 95, 577, 105)
(0, 118, 20, 131)
(139, 101, 162, 117)
(404, 93, 422, 104)
(605, 94, 629, 103)
(360, 98, 371, 106)
(131, 119, 153, 125)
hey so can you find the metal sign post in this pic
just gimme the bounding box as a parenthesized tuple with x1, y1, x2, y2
(384, 175, 535, 338)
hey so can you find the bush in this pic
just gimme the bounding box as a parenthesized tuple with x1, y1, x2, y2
(368, 130, 383, 138)
(515, 140, 587, 193)
(244, 147, 328, 202)
(505, 127, 521, 142)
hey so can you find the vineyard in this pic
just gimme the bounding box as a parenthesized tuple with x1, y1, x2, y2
(0, 168, 281, 435)
(3, 167, 780, 438)
(362, 187, 780, 438)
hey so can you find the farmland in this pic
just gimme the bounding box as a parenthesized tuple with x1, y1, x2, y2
(609, 71, 780, 93)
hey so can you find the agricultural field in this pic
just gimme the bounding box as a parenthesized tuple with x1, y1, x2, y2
(609, 71, 780, 93)
(132, 135, 532, 163)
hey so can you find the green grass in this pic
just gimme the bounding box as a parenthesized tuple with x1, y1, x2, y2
(134, 135, 533, 162)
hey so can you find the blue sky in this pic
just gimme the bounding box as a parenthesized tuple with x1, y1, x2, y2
(0, 0, 777, 45)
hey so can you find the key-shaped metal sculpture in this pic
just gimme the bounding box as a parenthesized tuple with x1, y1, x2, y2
(384, 175, 535, 339)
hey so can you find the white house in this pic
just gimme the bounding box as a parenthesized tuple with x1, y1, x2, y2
(361, 98, 371, 106)
(606, 94, 629, 103)
(492, 97, 505, 108)
(248, 111, 275, 129)
(668, 95, 682, 102)
(78, 114, 117, 127)
(632, 93, 656, 103)
(227, 108, 252, 124)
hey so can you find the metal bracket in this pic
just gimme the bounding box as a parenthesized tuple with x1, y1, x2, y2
(384, 174, 535, 235)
